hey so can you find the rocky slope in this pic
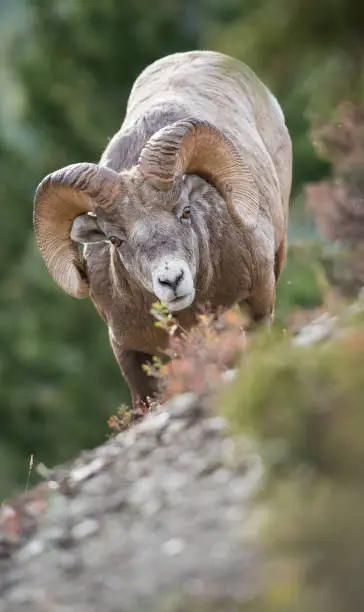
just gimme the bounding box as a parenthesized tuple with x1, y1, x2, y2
(1, 303, 363, 612)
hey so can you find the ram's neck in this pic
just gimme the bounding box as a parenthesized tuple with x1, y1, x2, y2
(100, 102, 188, 173)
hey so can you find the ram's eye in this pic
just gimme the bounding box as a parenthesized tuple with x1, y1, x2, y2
(180, 206, 192, 221)
(108, 236, 122, 247)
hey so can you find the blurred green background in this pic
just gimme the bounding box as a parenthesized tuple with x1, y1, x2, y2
(1, 0, 363, 498)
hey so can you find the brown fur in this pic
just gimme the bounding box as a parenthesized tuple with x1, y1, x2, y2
(36, 51, 292, 407)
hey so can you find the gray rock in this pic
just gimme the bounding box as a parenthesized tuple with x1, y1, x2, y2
(0, 394, 262, 612)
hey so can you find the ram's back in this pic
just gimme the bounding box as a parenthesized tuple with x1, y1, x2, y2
(103, 51, 292, 231)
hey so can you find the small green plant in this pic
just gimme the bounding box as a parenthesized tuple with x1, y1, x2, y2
(107, 302, 249, 432)
(149, 301, 181, 336)
(144, 304, 249, 402)
(107, 401, 150, 434)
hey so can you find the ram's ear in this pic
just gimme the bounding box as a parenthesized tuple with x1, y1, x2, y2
(70, 213, 106, 245)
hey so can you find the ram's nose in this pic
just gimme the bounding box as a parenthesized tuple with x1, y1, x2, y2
(152, 260, 195, 312)
(157, 269, 184, 294)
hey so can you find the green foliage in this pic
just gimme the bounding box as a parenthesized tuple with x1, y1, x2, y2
(13, 0, 200, 168)
(275, 242, 325, 324)
(0, 144, 33, 270)
(222, 309, 364, 612)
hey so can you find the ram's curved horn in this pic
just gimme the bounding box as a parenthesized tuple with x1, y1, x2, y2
(138, 118, 259, 229)
(33, 163, 121, 298)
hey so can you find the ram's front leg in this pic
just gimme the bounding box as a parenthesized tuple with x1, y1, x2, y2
(109, 336, 158, 409)
(241, 268, 276, 329)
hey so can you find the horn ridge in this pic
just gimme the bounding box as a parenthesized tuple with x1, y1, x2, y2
(138, 118, 259, 229)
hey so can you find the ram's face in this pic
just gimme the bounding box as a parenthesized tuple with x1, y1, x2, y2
(118, 210, 199, 312)
(71, 178, 202, 312)
(33, 118, 259, 305)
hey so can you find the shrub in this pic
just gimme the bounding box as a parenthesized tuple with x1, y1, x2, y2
(222, 307, 364, 612)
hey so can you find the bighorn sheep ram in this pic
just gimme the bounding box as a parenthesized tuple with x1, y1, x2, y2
(34, 50, 292, 407)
